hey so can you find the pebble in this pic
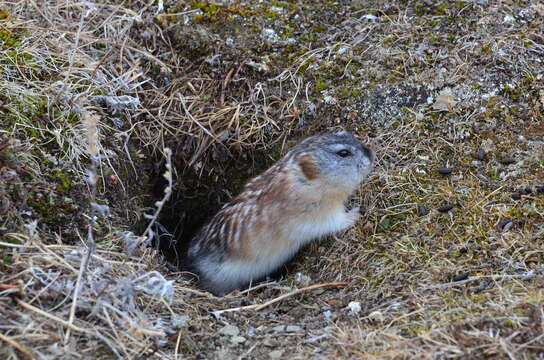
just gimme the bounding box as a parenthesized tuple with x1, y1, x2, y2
(269, 350, 284, 359)
(537, 186, 544, 194)
(518, 187, 532, 195)
(476, 149, 486, 161)
(453, 273, 469, 282)
(511, 192, 521, 200)
(499, 157, 516, 165)
(295, 272, 311, 286)
(368, 310, 384, 322)
(219, 325, 240, 337)
(263, 338, 276, 347)
(417, 204, 428, 216)
(172, 315, 190, 328)
(312, 288, 325, 295)
(499, 218, 513, 230)
(272, 325, 302, 333)
(285, 325, 302, 333)
(438, 167, 453, 175)
(230, 336, 246, 344)
(347, 301, 361, 314)
(438, 204, 454, 213)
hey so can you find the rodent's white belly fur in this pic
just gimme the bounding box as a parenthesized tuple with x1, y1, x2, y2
(208, 205, 355, 292)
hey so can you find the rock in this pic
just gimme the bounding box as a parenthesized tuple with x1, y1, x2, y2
(261, 28, 279, 43)
(172, 315, 190, 328)
(295, 272, 311, 286)
(499, 157, 516, 165)
(368, 310, 384, 322)
(437, 204, 453, 213)
(269, 350, 284, 359)
(219, 325, 240, 337)
(432, 88, 457, 112)
(476, 149, 486, 161)
(511, 192, 521, 200)
(499, 218, 513, 230)
(453, 273, 469, 281)
(285, 325, 302, 333)
(312, 288, 325, 295)
(271, 325, 285, 332)
(263, 338, 276, 347)
(231, 336, 246, 344)
(272, 325, 302, 333)
(417, 204, 428, 216)
(438, 167, 453, 175)
(347, 301, 361, 314)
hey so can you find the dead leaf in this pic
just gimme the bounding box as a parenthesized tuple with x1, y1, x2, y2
(432, 88, 457, 112)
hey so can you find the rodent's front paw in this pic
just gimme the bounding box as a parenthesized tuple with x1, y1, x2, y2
(345, 207, 361, 227)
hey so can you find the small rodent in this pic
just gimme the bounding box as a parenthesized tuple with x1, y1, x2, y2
(185, 131, 374, 296)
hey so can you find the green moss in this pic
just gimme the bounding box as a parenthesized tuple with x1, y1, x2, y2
(0, 6, 11, 20)
(522, 75, 534, 86)
(46, 168, 73, 193)
(315, 78, 328, 92)
(453, 1, 469, 9)
(313, 24, 327, 32)
(339, 88, 350, 99)
(149, 64, 161, 76)
(480, 43, 491, 53)
(383, 36, 395, 45)
(188, 1, 256, 23)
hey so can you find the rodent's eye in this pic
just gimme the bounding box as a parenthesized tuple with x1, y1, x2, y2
(336, 149, 352, 158)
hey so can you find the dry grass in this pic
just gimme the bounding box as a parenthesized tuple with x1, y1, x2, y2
(1, 0, 544, 359)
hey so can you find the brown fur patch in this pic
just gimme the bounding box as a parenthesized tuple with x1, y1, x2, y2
(298, 155, 319, 180)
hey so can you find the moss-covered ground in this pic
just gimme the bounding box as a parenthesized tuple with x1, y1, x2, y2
(1, 0, 543, 359)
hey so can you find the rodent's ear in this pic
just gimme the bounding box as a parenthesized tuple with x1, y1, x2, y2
(298, 155, 318, 180)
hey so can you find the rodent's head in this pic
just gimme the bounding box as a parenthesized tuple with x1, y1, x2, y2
(286, 131, 374, 194)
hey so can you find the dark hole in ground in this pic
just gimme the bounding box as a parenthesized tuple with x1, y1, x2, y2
(148, 140, 278, 272)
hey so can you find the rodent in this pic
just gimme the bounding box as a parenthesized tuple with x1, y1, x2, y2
(185, 131, 374, 296)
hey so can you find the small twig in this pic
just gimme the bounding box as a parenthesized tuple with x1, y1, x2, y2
(0, 332, 35, 360)
(64, 241, 92, 343)
(0, 281, 24, 297)
(138, 147, 173, 246)
(0, 284, 19, 290)
(221, 67, 235, 104)
(237, 281, 277, 295)
(174, 329, 183, 359)
(213, 282, 348, 315)
(16, 298, 87, 333)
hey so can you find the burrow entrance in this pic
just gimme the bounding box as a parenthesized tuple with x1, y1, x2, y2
(147, 136, 280, 269)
